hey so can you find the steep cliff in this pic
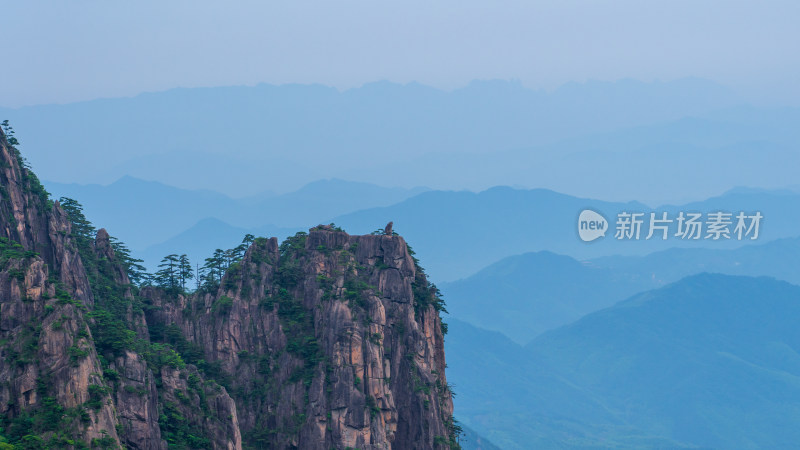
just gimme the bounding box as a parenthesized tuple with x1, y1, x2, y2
(144, 227, 457, 449)
(0, 127, 122, 446)
(0, 127, 239, 449)
(0, 126, 458, 449)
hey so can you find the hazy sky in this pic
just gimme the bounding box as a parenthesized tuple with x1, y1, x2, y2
(2, 0, 798, 107)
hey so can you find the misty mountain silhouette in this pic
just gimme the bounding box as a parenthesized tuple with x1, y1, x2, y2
(46, 177, 425, 254)
(442, 235, 800, 343)
(334, 186, 800, 281)
(448, 274, 800, 448)
(441, 251, 654, 344)
(5, 78, 743, 197)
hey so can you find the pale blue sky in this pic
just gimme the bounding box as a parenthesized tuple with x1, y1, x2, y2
(1, 0, 798, 107)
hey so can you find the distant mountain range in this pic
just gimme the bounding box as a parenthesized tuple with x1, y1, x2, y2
(136, 218, 300, 274)
(447, 274, 800, 449)
(441, 251, 655, 344)
(2, 78, 759, 200)
(44, 176, 426, 254)
(442, 235, 800, 344)
(590, 235, 800, 286)
(334, 186, 800, 281)
(46, 177, 800, 280)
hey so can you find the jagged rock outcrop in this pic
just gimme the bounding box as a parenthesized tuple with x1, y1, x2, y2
(109, 350, 162, 449)
(144, 228, 457, 448)
(0, 129, 240, 449)
(0, 130, 121, 446)
(0, 127, 457, 449)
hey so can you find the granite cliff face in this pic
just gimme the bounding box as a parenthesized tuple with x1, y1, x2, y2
(144, 228, 456, 449)
(0, 127, 458, 449)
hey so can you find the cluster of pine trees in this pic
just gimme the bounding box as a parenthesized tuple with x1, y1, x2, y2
(152, 234, 254, 293)
(59, 197, 256, 294)
(59, 197, 149, 285)
(194, 234, 254, 291)
(147, 235, 257, 293)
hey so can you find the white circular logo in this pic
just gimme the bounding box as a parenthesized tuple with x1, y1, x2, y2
(578, 209, 608, 242)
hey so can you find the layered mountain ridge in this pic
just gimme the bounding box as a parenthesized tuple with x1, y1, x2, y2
(0, 128, 457, 449)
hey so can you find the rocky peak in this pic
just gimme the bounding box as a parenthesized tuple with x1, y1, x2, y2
(144, 227, 458, 448)
(94, 227, 131, 287)
(0, 127, 459, 449)
(0, 130, 120, 445)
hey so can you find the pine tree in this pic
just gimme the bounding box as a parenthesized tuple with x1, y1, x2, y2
(109, 236, 150, 285)
(202, 249, 226, 290)
(177, 254, 194, 291)
(223, 248, 234, 268)
(196, 262, 204, 291)
(232, 233, 256, 260)
(155, 254, 180, 290)
(1, 119, 20, 147)
(58, 197, 96, 242)
(199, 234, 256, 291)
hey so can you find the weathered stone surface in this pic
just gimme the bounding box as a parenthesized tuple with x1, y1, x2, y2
(0, 127, 455, 449)
(159, 366, 242, 450)
(111, 351, 164, 450)
(0, 130, 121, 445)
(144, 229, 456, 449)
